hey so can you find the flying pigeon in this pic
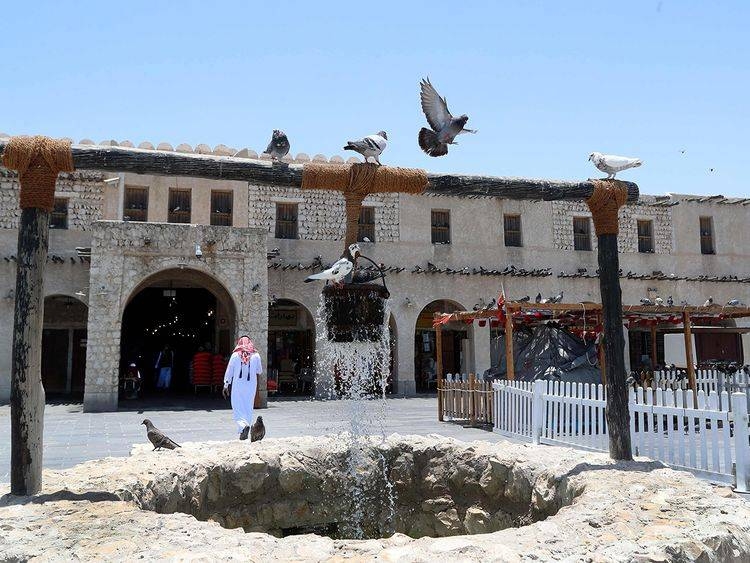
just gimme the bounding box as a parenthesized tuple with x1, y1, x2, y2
(304, 257, 353, 286)
(344, 131, 387, 165)
(588, 152, 643, 179)
(141, 419, 180, 451)
(667, 295, 674, 307)
(727, 299, 744, 307)
(535, 293, 542, 304)
(262, 130, 290, 160)
(703, 296, 714, 307)
(250, 416, 265, 442)
(640, 298, 655, 306)
(655, 297, 664, 306)
(418, 77, 476, 157)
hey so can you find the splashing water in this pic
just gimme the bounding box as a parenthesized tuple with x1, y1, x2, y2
(314, 292, 396, 538)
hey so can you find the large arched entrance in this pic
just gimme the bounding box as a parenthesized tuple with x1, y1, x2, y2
(267, 299, 315, 396)
(120, 268, 237, 399)
(414, 300, 472, 392)
(42, 295, 88, 398)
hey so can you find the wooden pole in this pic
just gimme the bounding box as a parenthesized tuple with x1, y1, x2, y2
(683, 312, 698, 402)
(435, 323, 444, 422)
(0, 140, 640, 203)
(598, 341, 607, 385)
(505, 306, 515, 380)
(469, 372, 476, 426)
(650, 326, 658, 369)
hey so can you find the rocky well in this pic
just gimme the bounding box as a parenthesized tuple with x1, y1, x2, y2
(2, 435, 750, 561)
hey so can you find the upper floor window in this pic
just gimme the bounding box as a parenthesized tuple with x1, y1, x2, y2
(357, 206, 375, 243)
(431, 209, 450, 244)
(573, 217, 592, 251)
(210, 190, 233, 226)
(49, 198, 68, 229)
(637, 219, 654, 253)
(503, 214, 522, 247)
(168, 188, 192, 224)
(700, 216, 715, 254)
(123, 186, 148, 222)
(275, 203, 298, 239)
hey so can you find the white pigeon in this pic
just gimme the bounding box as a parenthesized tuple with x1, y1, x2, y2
(640, 297, 655, 306)
(588, 152, 643, 179)
(344, 132, 388, 165)
(304, 257, 353, 286)
(655, 297, 664, 306)
(726, 299, 743, 307)
(703, 296, 714, 307)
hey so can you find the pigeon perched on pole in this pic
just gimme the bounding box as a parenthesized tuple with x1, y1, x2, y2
(141, 419, 180, 451)
(588, 152, 643, 179)
(250, 416, 265, 442)
(262, 130, 290, 161)
(344, 132, 388, 165)
(418, 77, 476, 157)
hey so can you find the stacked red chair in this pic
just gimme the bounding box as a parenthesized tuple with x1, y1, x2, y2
(192, 351, 213, 388)
(212, 353, 227, 389)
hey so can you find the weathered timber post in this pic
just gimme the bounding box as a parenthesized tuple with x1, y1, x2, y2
(435, 321, 444, 422)
(683, 312, 698, 407)
(3, 136, 74, 495)
(505, 306, 515, 380)
(586, 180, 632, 461)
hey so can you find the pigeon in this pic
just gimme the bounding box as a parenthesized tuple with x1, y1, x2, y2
(703, 296, 714, 307)
(640, 298, 655, 306)
(535, 292, 542, 304)
(250, 416, 265, 442)
(588, 152, 643, 179)
(680, 299, 690, 307)
(347, 242, 361, 261)
(141, 419, 180, 451)
(427, 261, 438, 272)
(304, 257, 353, 286)
(482, 298, 497, 311)
(548, 290, 564, 304)
(344, 131, 387, 165)
(262, 130, 290, 160)
(418, 77, 476, 157)
(726, 299, 744, 307)
(667, 295, 674, 307)
(517, 295, 530, 302)
(655, 297, 664, 306)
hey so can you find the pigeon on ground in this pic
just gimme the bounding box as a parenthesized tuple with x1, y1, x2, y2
(344, 132, 388, 165)
(304, 255, 353, 286)
(726, 299, 744, 307)
(262, 130, 290, 161)
(250, 416, 265, 442)
(655, 297, 664, 306)
(667, 296, 674, 307)
(703, 296, 714, 307)
(588, 152, 643, 179)
(418, 77, 476, 157)
(535, 293, 542, 304)
(640, 298, 655, 306)
(141, 419, 180, 451)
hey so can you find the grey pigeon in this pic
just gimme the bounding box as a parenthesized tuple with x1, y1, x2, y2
(535, 292, 542, 304)
(517, 295, 530, 302)
(588, 152, 643, 179)
(549, 290, 564, 304)
(667, 295, 674, 307)
(251, 416, 265, 442)
(418, 77, 476, 157)
(262, 130, 290, 160)
(141, 419, 180, 451)
(640, 298, 655, 306)
(344, 131, 387, 165)
(726, 299, 744, 307)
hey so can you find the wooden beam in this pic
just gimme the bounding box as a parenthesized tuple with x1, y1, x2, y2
(0, 141, 640, 202)
(505, 307, 515, 380)
(683, 312, 698, 403)
(435, 323, 444, 422)
(650, 326, 658, 369)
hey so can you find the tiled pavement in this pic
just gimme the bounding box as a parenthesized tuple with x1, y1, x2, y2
(0, 395, 511, 483)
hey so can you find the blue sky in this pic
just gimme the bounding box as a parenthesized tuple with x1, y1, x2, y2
(1, 1, 747, 196)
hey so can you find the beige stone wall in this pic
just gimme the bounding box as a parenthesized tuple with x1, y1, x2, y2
(83, 221, 267, 411)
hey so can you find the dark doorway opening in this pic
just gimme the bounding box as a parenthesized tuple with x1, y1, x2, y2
(42, 296, 88, 399)
(267, 299, 315, 396)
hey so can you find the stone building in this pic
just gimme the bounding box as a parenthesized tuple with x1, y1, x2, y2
(1, 136, 749, 410)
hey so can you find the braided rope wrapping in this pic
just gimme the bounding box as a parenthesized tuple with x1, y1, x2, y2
(586, 179, 629, 236)
(2, 136, 74, 211)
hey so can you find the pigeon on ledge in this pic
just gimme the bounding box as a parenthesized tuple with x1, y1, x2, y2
(262, 130, 290, 160)
(418, 77, 476, 157)
(588, 152, 642, 179)
(726, 299, 744, 307)
(304, 257, 352, 286)
(535, 293, 542, 304)
(142, 419, 180, 451)
(640, 298, 655, 306)
(703, 296, 714, 307)
(344, 132, 387, 165)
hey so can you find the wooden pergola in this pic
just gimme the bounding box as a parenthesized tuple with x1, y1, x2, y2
(1, 135, 640, 495)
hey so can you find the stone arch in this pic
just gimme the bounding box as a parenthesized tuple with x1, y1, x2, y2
(267, 298, 316, 395)
(414, 299, 473, 392)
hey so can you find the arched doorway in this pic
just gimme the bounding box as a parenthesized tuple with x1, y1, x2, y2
(267, 299, 316, 396)
(42, 295, 88, 398)
(414, 300, 471, 392)
(120, 268, 237, 399)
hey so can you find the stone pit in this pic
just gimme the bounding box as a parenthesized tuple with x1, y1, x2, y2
(2, 435, 750, 561)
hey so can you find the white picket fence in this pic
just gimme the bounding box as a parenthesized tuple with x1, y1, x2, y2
(649, 368, 750, 411)
(492, 379, 750, 492)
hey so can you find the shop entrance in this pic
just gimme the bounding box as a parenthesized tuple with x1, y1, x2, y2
(267, 299, 315, 396)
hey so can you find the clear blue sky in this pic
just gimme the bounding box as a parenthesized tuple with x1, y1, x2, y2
(2, 1, 747, 196)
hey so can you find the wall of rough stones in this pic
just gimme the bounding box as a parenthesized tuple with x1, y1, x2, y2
(247, 184, 399, 242)
(84, 221, 267, 411)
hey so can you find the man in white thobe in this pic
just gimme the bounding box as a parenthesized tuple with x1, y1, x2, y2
(223, 336, 262, 440)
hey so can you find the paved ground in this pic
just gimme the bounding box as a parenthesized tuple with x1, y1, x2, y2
(0, 395, 511, 483)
